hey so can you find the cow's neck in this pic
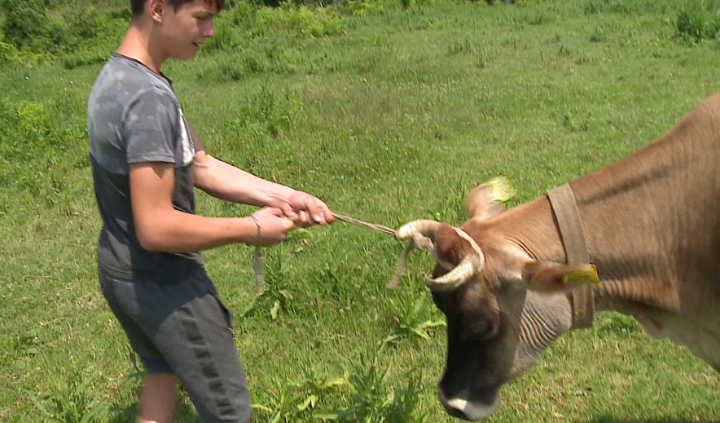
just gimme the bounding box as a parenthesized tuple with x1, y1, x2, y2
(572, 99, 720, 317)
(496, 99, 720, 317)
(488, 96, 720, 369)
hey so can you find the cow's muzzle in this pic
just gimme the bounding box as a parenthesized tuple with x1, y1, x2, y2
(438, 386, 498, 421)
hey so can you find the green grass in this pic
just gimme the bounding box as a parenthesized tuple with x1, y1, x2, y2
(1, 0, 720, 422)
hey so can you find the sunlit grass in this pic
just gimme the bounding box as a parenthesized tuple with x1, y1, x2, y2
(1, 0, 719, 422)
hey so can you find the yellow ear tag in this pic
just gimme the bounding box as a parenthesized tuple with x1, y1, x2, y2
(482, 176, 516, 204)
(562, 264, 600, 285)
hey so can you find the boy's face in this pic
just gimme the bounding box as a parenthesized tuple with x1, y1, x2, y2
(159, 0, 217, 60)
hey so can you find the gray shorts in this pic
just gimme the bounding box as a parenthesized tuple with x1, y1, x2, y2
(99, 267, 252, 423)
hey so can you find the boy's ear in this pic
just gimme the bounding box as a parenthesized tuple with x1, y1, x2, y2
(150, 0, 166, 22)
(521, 262, 600, 293)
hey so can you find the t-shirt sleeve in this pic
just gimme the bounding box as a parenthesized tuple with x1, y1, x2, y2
(122, 87, 178, 165)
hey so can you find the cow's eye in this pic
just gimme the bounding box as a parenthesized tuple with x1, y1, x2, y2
(469, 318, 496, 340)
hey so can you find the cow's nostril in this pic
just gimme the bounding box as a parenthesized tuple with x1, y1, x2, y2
(438, 388, 469, 420)
(438, 387, 498, 421)
(446, 398, 473, 420)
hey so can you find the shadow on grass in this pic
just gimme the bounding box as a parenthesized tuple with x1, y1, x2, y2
(579, 417, 718, 423)
(109, 402, 202, 423)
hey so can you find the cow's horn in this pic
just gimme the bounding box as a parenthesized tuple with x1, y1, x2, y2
(426, 228, 485, 291)
(396, 220, 442, 240)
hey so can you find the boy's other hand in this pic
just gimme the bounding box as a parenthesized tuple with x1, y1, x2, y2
(251, 207, 295, 246)
(278, 191, 335, 226)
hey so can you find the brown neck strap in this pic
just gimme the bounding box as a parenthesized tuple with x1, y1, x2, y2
(547, 184, 595, 329)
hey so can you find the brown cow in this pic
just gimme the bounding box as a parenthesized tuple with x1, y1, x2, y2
(397, 93, 720, 420)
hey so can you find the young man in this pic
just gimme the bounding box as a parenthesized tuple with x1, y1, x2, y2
(87, 1, 334, 422)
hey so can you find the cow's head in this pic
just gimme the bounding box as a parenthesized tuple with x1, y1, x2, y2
(397, 183, 597, 421)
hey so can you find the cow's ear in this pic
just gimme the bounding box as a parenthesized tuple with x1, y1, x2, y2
(521, 262, 600, 293)
(466, 177, 515, 220)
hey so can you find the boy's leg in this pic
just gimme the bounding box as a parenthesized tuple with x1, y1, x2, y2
(98, 270, 182, 422)
(138, 373, 177, 423)
(98, 270, 180, 421)
(99, 268, 250, 422)
(154, 293, 251, 423)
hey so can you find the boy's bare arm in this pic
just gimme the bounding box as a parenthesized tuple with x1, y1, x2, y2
(189, 124, 334, 225)
(193, 149, 296, 208)
(130, 162, 293, 252)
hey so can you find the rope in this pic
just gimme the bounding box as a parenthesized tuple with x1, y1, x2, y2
(331, 212, 397, 236)
(253, 246, 265, 294)
(387, 240, 415, 289)
(252, 212, 399, 295)
(251, 176, 517, 294)
(331, 213, 413, 289)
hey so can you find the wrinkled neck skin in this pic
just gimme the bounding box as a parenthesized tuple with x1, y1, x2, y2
(485, 198, 573, 375)
(488, 96, 720, 370)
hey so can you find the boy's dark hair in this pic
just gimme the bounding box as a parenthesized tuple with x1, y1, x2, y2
(130, 0, 225, 18)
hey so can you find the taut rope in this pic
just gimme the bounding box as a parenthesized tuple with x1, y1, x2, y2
(329, 213, 416, 290)
(252, 177, 517, 294)
(252, 212, 399, 294)
(331, 212, 397, 237)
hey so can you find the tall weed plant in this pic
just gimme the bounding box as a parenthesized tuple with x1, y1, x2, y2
(346, 0, 387, 17)
(0, 98, 87, 209)
(28, 370, 110, 423)
(676, 0, 720, 42)
(3, 0, 87, 51)
(202, 1, 258, 52)
(0, 41, 45, 66)
(384, 292, 446, 345)
(252, 371, 345, 422)
(203, 0, 344, 55)
(584, 0, 676, 15)
(583, 0, 720, 43)
(0, 0, 59, 51)
(321, 350, 428, 423)
(0, 0, 124, 66)
(257, 2, 345, 38)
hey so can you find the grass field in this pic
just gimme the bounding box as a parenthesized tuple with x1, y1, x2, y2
(1, 0, 720, 422)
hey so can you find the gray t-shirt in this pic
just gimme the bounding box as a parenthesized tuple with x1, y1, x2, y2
(88, 53, 203, 280)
